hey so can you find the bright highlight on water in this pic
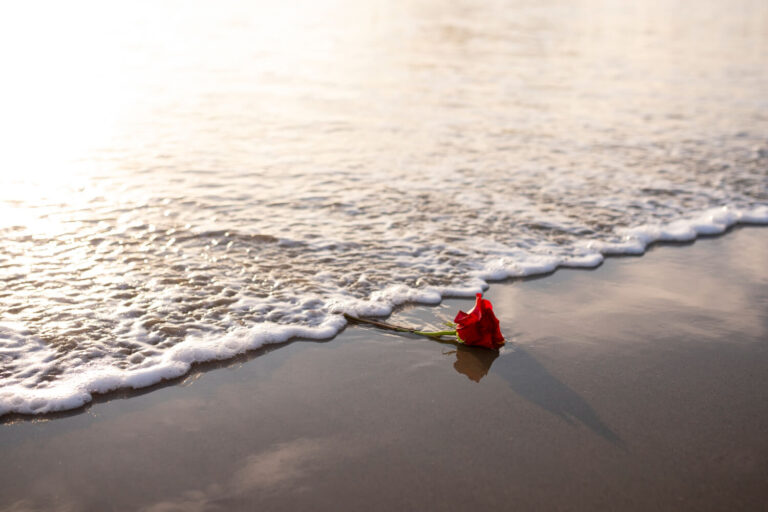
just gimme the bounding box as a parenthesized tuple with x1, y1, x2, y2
(1, 0, 767, 416)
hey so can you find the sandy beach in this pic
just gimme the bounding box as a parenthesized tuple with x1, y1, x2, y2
(2, 226, 767, 511)
(2, 2, 766, 511)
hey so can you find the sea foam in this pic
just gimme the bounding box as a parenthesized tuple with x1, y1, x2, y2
(2, 205, 765, 417)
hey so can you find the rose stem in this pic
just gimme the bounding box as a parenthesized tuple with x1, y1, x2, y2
(343, 313, 456, 339)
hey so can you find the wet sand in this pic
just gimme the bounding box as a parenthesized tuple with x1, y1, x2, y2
(1, 227, 767, 511)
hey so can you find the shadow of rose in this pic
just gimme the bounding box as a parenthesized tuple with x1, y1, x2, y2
(492, 345, 622, 445)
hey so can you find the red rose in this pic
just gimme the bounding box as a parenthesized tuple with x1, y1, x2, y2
(454, 293, 505, 349)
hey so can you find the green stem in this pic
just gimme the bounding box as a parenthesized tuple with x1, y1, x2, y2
(343, 313, 456, 339)
(413, 330, 457, 338)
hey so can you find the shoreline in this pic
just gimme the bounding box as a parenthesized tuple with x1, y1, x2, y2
(1, 226, 767, 510)
(2, 222, 766, 424)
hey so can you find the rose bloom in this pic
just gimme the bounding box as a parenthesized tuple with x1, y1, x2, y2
(454, 293, 505, 349)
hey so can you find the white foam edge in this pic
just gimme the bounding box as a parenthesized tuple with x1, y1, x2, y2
(585, 205, 768, 255)
(473, 206, 767, 281)
(328, 205, 768, 310)
(0, 315, 345, 417)
(3, 204, 766, 417)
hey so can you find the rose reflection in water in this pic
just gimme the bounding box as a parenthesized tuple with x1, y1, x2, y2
(445, 344, 499, 383)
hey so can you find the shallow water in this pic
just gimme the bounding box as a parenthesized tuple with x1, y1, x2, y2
(1, 0, 767, 415)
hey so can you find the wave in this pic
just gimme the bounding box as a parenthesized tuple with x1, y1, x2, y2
(2, 204, 766, 417)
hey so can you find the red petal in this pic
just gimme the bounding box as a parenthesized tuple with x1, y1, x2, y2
(455, 293, 505, 348)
